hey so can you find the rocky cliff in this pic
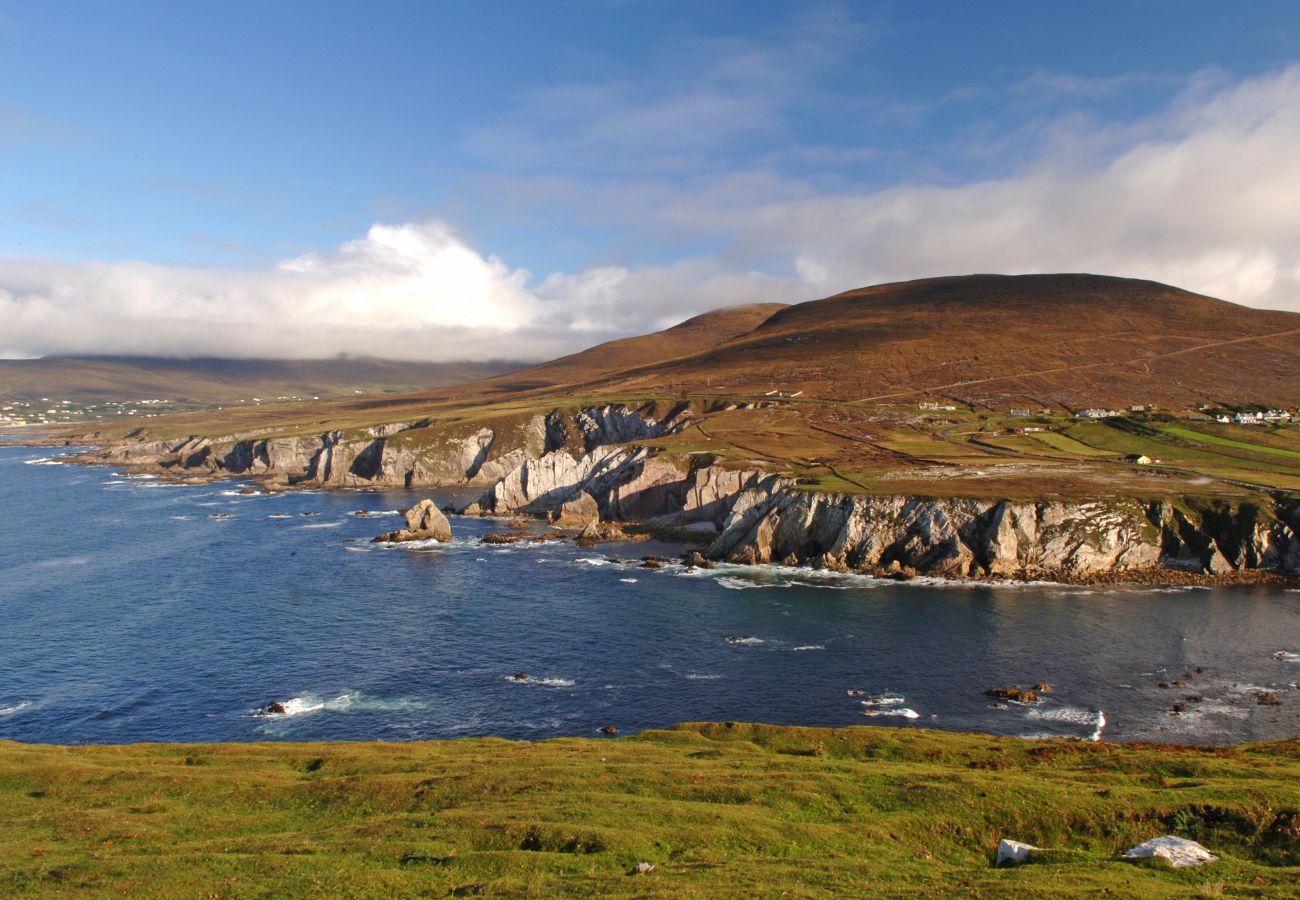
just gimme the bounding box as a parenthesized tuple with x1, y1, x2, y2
(77, 401, 1300, 581)
(79, 402, 693, 490)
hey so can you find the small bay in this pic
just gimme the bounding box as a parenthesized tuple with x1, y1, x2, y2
(2, 441, 1297, 746)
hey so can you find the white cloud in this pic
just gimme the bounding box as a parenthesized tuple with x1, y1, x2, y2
(726, 65, 1300, 309)
(0, 223, 550, 361)
(4, 65, 1300, 362)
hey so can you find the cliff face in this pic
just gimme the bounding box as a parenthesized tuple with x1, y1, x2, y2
(81, 403, 1300, 581)
(82, 402, 693, 490)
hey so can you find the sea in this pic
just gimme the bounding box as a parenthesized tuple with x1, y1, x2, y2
(2, 438, 1298, 746)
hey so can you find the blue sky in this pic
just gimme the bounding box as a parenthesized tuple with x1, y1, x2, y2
(4, 1, 1300, 359)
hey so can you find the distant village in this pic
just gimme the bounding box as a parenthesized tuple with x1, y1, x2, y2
(0, 393, 325, 428)
(917, 400, 1297, 426)
(0, 398, 177, 428)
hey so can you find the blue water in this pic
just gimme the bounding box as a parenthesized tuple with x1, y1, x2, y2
(2, 441, 1298, 745)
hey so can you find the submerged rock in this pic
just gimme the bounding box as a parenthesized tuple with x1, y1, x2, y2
(682, 551, 716, 569)
(985, 687, 1041, 704)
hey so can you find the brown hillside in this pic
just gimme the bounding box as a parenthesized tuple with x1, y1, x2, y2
(481, 303, 787, 393)
(592, 274, 1300, 409)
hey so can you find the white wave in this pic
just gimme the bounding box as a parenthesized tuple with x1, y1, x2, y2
(1024, 706, 1096, 726)
(380, 537, 446, 549)
(349, 509, 399, 517)
(343, 546, 371, 553)
(0, 701, 32, 716)
(296, 521, 344, 529)
(267, 513, 293, 519)
(686, 674, 722, 680)
(717, 576, 764, 590)
(1023, 706, 1107, 741)
(863, 707, 920, 719)
(860, 693, 907, 708)
(505, 675, 575, 687)
(725, 635, 764, 645)
(1274, 651, 1300, 663)
(126, 473, 159, 480)
(35, 556, 89, 568)
(23, 457, 62, 465)
(619, 577, 638, 584)
(169, 515, 190, 520)
(255, 691, 425, 718)
(704, 560, 1094, 593)
(574, 556, 610, 567)
(791, 644, 825, 651)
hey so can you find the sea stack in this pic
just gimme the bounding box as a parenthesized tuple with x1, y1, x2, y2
(373, 499, 453, 543)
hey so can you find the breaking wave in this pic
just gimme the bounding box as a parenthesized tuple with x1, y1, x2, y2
(1024, 706, 1107, 741)
(858, 693, 907, 708)
(253, 692, 425, 719)
(505, 675, 576, 687)
(863, 707, 920, 719)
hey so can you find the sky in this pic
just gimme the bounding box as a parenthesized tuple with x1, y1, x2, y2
(4, 1, 1300, 361)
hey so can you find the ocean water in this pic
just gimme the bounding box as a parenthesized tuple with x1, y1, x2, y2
(1, 440, 1298, 746)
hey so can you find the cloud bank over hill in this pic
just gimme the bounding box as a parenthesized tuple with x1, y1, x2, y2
(3, 65, 1300, 361)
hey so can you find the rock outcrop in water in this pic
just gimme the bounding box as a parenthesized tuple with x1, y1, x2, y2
(373, 499, 453, 544)
(76, 400, 1300, 582)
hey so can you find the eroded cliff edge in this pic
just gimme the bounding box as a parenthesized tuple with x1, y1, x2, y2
(74, 401, 1300, 582)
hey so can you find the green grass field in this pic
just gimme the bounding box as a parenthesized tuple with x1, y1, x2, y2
(1027, 430, 1117, 457)
(1163, 426, 1300, 462)
(4, 724, 1299, 897)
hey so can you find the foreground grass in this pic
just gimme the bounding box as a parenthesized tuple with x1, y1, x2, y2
(3, 724, 1299, 897)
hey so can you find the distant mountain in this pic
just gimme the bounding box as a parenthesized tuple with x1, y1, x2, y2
(20, 275, 1300, 420)
(547, 274, 1300, 409)
(0, 356, 524, 405)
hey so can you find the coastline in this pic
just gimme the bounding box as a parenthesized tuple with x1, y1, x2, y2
(19, 433, 1300, 591)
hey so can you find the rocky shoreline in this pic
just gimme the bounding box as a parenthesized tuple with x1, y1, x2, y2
(49, 401, 1300, 587)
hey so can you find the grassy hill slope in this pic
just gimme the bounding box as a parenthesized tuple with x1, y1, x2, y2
(3, 724, 1298, 897)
